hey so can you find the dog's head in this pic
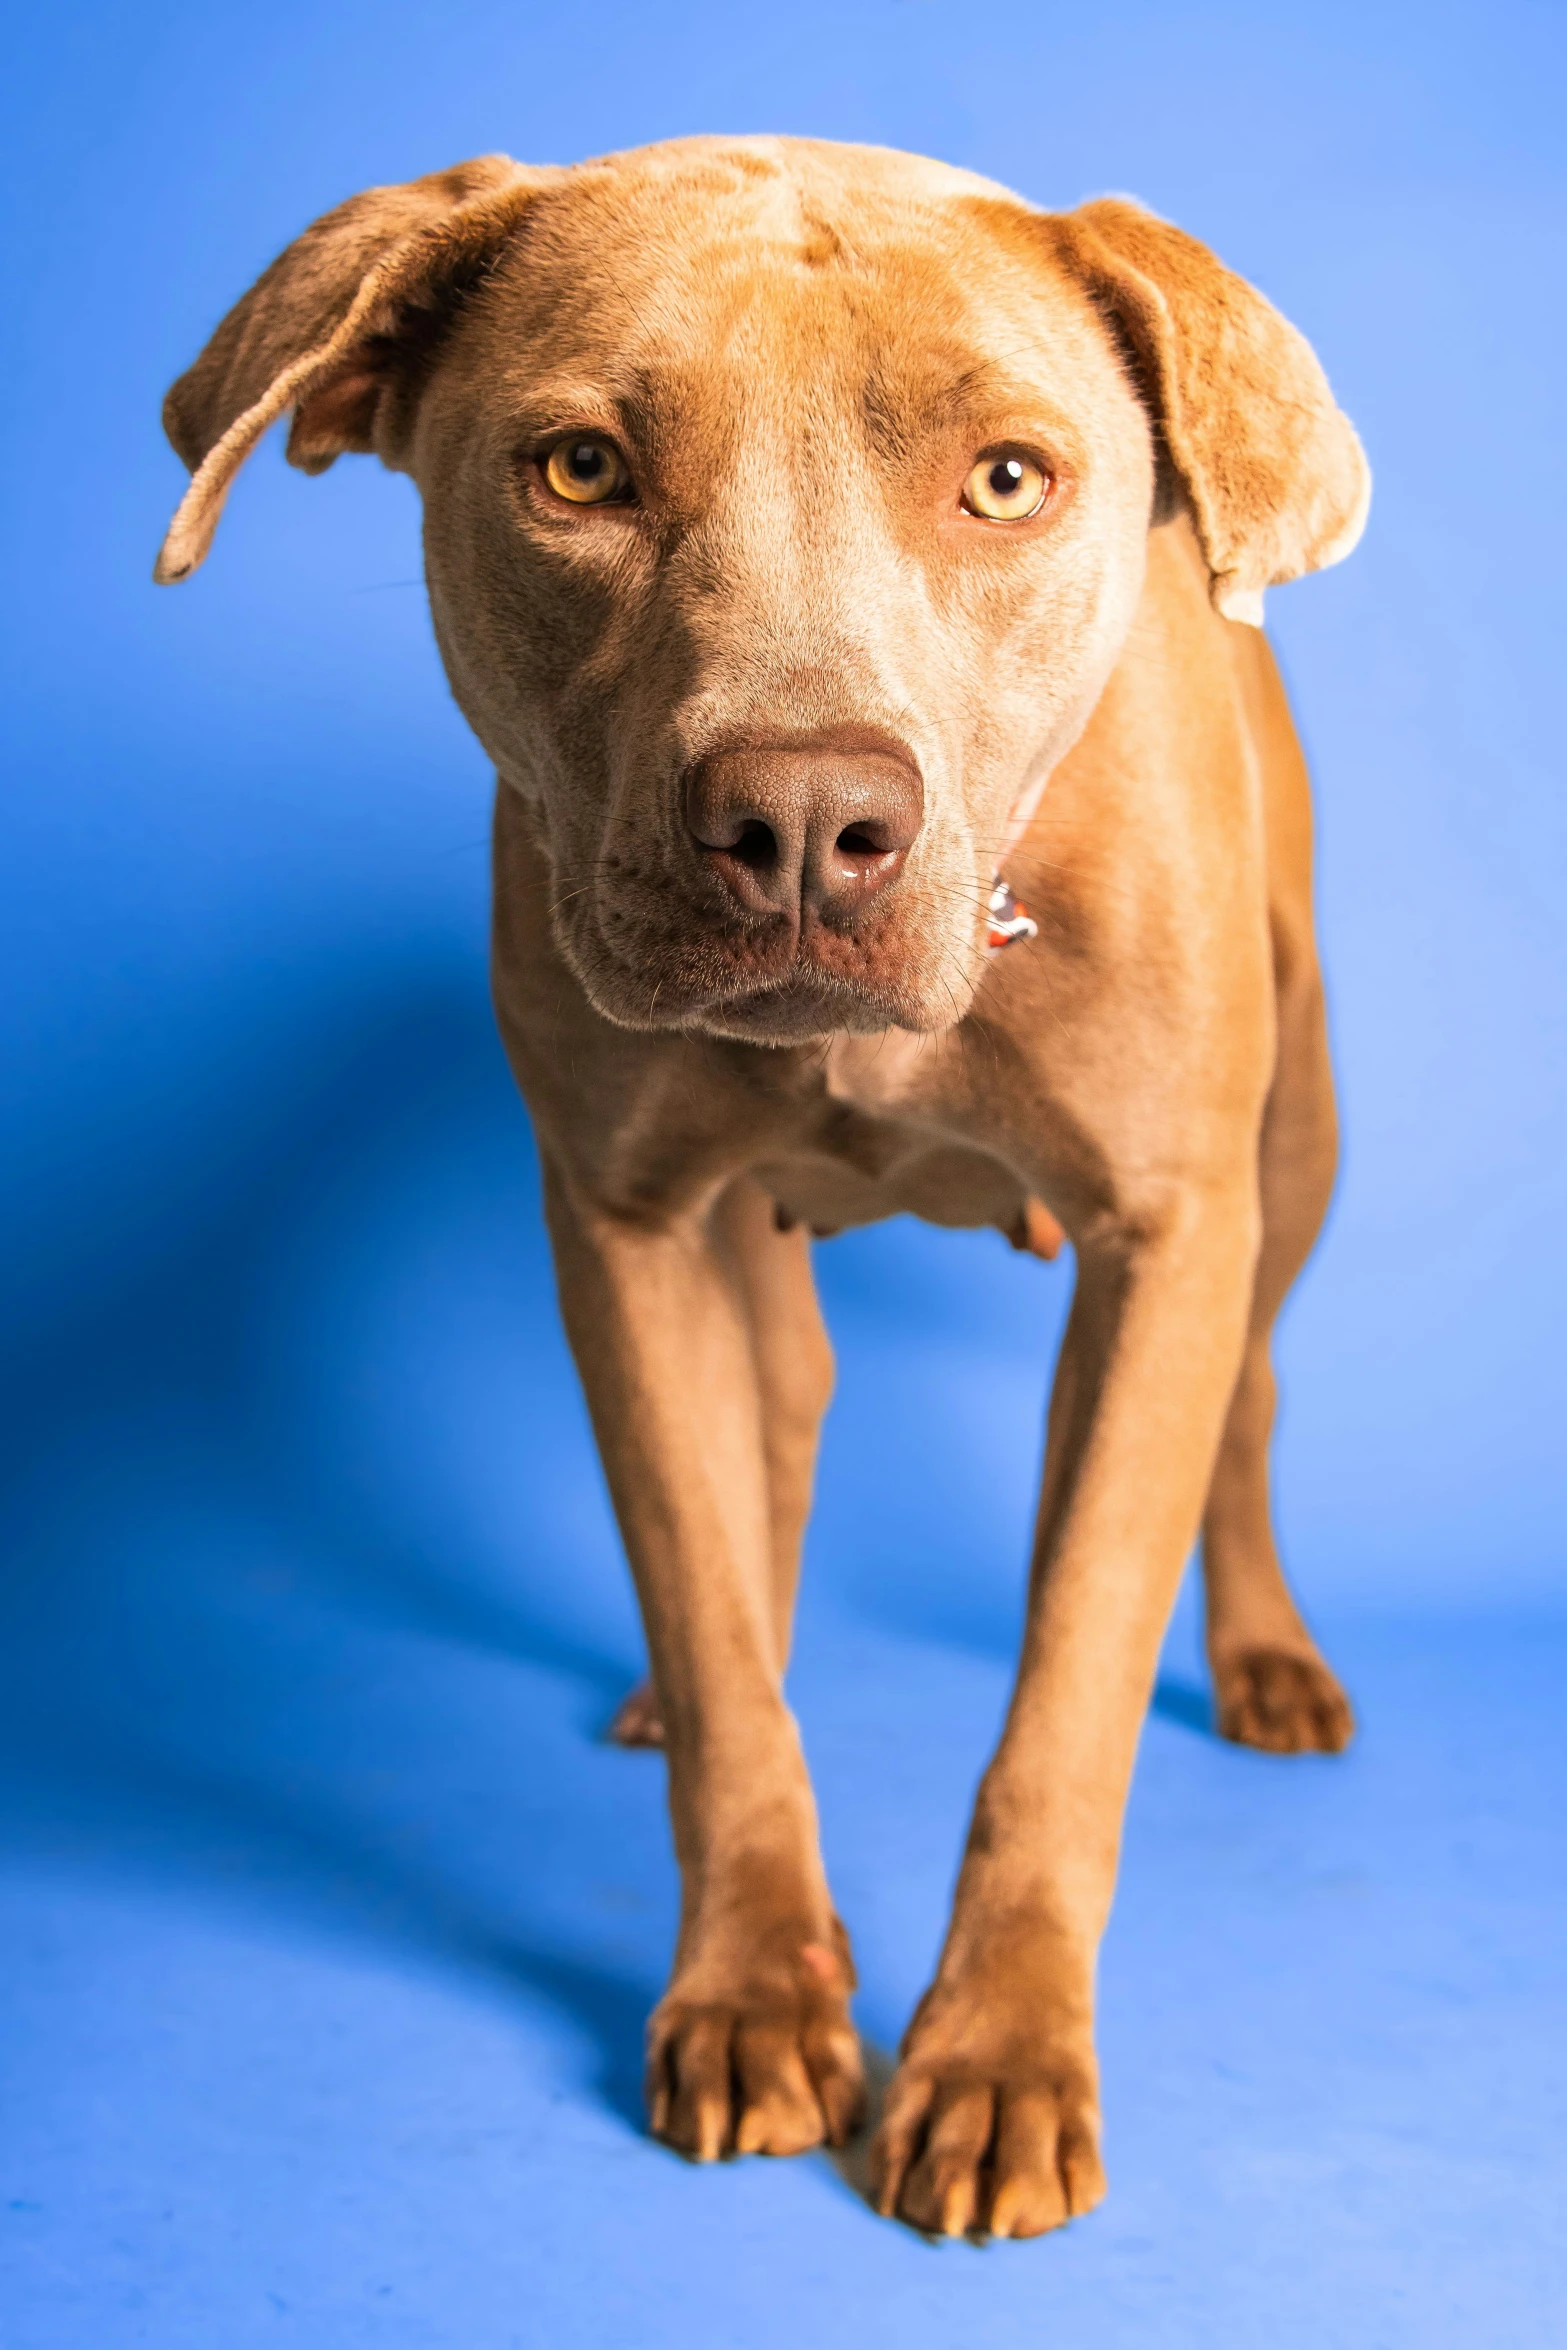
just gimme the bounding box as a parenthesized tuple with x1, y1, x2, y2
(158, 137, 1367, 1044)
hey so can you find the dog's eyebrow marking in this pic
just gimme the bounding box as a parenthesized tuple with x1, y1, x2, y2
(510, 367, 702, 457)
(857, 345, 1081, 474)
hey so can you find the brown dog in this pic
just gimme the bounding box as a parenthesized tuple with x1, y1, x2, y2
(156, 136, 1367, 2239)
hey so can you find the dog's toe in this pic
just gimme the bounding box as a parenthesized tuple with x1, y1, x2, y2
(871, 2064, 1105, 2240)
(648, 1972, 864, 2163)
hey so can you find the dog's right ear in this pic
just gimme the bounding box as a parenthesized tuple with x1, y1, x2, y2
(155, 155, 559, 584)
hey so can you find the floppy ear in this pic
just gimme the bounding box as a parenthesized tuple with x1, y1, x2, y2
(155, 154, 559, 584)
(1051, 198, 1370, 625)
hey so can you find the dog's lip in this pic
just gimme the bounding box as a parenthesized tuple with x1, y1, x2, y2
(681, 964, 932, 1038)
(710, 969, 867, 1011)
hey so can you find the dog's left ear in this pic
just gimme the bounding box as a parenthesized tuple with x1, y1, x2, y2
(1050, 199, 1370, 625)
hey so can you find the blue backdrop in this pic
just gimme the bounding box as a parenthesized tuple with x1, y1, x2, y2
(3, 5, 1564, 2345)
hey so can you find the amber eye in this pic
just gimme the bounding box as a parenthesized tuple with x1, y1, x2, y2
(962, 451, 1049, 522)
(543, 435, 631, 505)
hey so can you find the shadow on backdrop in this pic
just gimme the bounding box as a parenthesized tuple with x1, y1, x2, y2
(0, 942, 666, 2130)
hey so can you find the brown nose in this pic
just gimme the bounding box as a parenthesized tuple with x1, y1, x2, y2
(685, 733, 923, 926)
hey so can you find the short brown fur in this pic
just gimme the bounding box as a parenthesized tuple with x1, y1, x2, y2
(158, 135, 1366, 2237)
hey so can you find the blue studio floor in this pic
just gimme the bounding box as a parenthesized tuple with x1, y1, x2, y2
(1, 1144, 1563, 2347)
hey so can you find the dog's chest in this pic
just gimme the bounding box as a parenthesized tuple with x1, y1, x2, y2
(752, 1028, 1034, 1242)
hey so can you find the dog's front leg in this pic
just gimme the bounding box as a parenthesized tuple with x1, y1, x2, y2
(871, 1180, 1260, 2236)
(543, 1161, 863, 2162)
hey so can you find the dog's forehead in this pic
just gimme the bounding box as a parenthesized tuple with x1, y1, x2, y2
(485, 139, 1109, 422)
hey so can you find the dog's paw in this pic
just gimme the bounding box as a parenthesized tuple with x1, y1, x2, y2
(646, 1929, 863, 2161)
(606, 1679, 665, 1747)
(870, 2035, 1105, 2239)
(1214, 1646, 1354, 1754)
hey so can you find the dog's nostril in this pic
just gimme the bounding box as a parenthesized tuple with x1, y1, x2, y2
(835, 822, 887, 864)
(730, 819, 778, 871)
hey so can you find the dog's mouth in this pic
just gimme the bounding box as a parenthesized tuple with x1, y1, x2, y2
(550, 837, 987, 1043)
(684, 966, 934, 1045)
(575, 914, 962, 1041)
(663, 888, 972, 1035)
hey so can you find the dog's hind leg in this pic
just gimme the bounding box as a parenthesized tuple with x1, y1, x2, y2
(1200, 641, 1354, 1754)
(608, 1179, 834, 1748)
